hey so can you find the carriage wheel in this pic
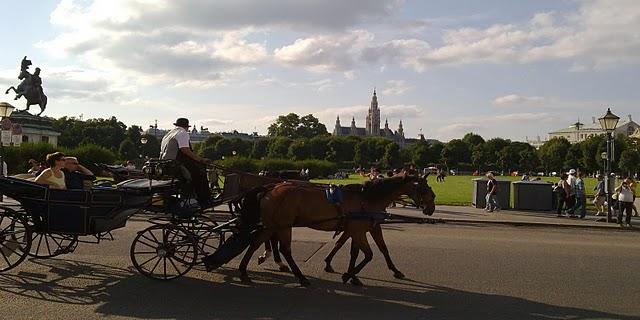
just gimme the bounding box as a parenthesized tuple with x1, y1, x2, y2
(28, 231, 78, 258)
(178, 216, 223, 257)
(130, 224, 198, 280)
(0, 207, 31, 272)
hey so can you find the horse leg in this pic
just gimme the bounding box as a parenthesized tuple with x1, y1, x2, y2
(324, 231, 349, 273)
(346, 230, 373, 286)
(342, 240, 359, 284)
(276, 228, 310, 287)
(371, 224, 404, 279)
(271, 238, 289, 272)
(238, 229, 273, 283)
(257, 239, 272, 265)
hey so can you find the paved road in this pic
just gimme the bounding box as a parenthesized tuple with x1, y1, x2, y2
(1, 215, 639, 320)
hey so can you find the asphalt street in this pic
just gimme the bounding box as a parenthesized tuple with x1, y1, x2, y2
(1, 213, 639, 320)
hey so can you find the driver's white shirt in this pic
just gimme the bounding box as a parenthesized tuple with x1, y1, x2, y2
(160, 127, 190, 160)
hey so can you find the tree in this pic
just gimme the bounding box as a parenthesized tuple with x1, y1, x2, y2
(267, 137, 292, 158)
(140, 135, 160, 158)
(382, 143, 401, 169)
(353, 142, 370, 167)
(471, 144, 491, 171)
(619, 149, 640, 176)
(441, 139, 471, 168)
(538, 137, 571, 172)
(118, 139, 139, 161)
(126, 125, 143, 149)
(267, 113, 328, 139)
(462, 132, 485, 147)
(251, 138, 270, 159)
(288, 139, 310, 160)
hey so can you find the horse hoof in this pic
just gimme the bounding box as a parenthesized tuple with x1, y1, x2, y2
(257, 256, 266, 265)
(341, 273, 351, 284)
(239, 273, 252, 283)
(299, 278, 311, 287)
(279, 265, 290, 272)
(350, 276, 363, 286)
(393, 271, 405, 279)
(324, 265, 336, 273)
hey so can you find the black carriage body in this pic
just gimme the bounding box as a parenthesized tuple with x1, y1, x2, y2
(0, 177, 151, 235)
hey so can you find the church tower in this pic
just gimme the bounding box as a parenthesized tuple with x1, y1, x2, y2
(350, 117, 357, 135)
(333, 116, 342, 135)
(366, 89, 380, 136)
(396, 120, 405, 147)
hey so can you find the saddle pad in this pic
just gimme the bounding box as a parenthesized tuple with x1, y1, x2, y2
(324, 187, 344, 204)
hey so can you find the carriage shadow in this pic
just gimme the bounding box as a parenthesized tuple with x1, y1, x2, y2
(0, 259, 635, 320)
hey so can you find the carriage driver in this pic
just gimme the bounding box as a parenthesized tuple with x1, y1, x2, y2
(160, 118, 212, 207)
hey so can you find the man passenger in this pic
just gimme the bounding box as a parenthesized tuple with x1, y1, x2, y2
(63, 157, 96, 190)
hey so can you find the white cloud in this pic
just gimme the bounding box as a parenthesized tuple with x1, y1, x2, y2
(273, 1, 640, 73)
(493, 94, 545, 106)
(382, 80, 413, 96)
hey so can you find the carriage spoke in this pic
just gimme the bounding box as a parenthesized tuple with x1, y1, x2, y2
(34, 234, 43, 255)
(43, 234, 52, 256)
(139, 234, 159, 246)
(167, 257, 182, 274)
(138, 255, 160, 268)
(149, 256, 162, 274)
(135, 239, 158, 250)
(163, 257, 167, 278)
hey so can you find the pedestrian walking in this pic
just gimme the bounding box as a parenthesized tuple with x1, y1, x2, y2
(624, 177, 638, 217)
(615, 179, 635, 227)
(574, 172, 587, 218)
(565, 169, 577, 217)
(593, 174, 606, 216)
(485, 172, 500, 212)
(555, 173, 570, 217)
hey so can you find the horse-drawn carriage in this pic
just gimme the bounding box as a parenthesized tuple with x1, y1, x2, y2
(0, 159, 436, 286)
(0, 159, 243, 280)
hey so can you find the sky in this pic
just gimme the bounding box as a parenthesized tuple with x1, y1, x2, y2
(0, 0, 638, 142)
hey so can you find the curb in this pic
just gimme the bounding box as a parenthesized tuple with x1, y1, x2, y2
(438, 217, 639, 232)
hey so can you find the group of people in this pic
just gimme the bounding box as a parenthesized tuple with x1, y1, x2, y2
(554, 169, 586, 218)
(555, 169, 638, 225)
(32, 152, 96, 190)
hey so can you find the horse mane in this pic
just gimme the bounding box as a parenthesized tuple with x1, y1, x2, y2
(361, 175, 410, 200)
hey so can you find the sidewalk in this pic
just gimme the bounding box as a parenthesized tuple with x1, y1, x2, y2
(389, 204, 640, 231)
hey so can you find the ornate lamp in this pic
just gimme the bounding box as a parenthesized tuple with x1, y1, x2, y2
(0, 102, 15, 118)
(598, 108, 620, 133)
(598, 108, 620, 224)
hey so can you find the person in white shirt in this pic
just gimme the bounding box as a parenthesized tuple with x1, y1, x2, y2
(565, 169, 577, 216)
(615, 178, 635, 227)
(160, 118, 211, 207)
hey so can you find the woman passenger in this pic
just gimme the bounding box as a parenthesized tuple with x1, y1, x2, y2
(35, 152, 67, 190)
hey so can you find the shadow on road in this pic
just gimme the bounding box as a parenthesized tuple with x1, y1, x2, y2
(0, 258, 635, 320)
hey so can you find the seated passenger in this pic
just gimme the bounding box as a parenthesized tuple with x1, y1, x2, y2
(28, 159, 44, 176)
(63, 157, 96, 190)
(35, 152, 67, 189)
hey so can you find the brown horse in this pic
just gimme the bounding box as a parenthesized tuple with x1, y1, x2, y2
(236, 174, 435, 286)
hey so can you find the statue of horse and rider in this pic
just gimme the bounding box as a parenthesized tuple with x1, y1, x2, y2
(5, 56, 47, 116)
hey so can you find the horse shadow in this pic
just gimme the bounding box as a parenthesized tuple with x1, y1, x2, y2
(0, 258, 635, 320)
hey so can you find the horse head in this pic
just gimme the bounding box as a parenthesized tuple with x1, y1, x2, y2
(405, 174, 436, 216)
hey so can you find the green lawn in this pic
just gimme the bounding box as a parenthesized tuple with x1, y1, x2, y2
(312, 174, 598, 206)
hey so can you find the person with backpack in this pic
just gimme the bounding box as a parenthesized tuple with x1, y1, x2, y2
(485, 172, 500, 212)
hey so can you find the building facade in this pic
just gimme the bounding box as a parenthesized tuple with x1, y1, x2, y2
(548, 115, 640, 143)
(8, 111, 61, 147)
(333, 90, 406, 147)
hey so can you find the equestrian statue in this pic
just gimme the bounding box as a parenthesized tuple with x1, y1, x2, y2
(5, 56, 48, 116)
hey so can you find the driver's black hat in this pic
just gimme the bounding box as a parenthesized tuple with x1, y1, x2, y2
(173, 118, 191, 128)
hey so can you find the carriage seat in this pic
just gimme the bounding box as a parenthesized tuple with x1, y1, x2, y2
(116, 178, 175, 191)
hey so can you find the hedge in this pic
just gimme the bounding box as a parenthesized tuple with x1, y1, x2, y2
(215, 157, 337, 178)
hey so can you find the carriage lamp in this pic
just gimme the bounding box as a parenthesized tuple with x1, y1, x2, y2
(140, 137, 148, 145)
(232, 151, 237, 156)
(0, 102, 15, 118)
(598, 108, 620, 223)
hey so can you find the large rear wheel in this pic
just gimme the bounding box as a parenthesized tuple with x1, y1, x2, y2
(130, 224, 198, 280)
(0, 207, 31, 272)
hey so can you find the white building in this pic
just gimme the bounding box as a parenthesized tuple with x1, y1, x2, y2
(548, 115, 640, 143)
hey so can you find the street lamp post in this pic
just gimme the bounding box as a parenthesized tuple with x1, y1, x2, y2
(0, 102, 16, 179)
(598, 108, 620, 223)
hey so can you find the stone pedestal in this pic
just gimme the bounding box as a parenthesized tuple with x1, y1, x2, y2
(8, 110, 60, 146)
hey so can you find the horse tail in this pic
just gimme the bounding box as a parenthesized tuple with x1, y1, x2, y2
(237, 185, 269, 231)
